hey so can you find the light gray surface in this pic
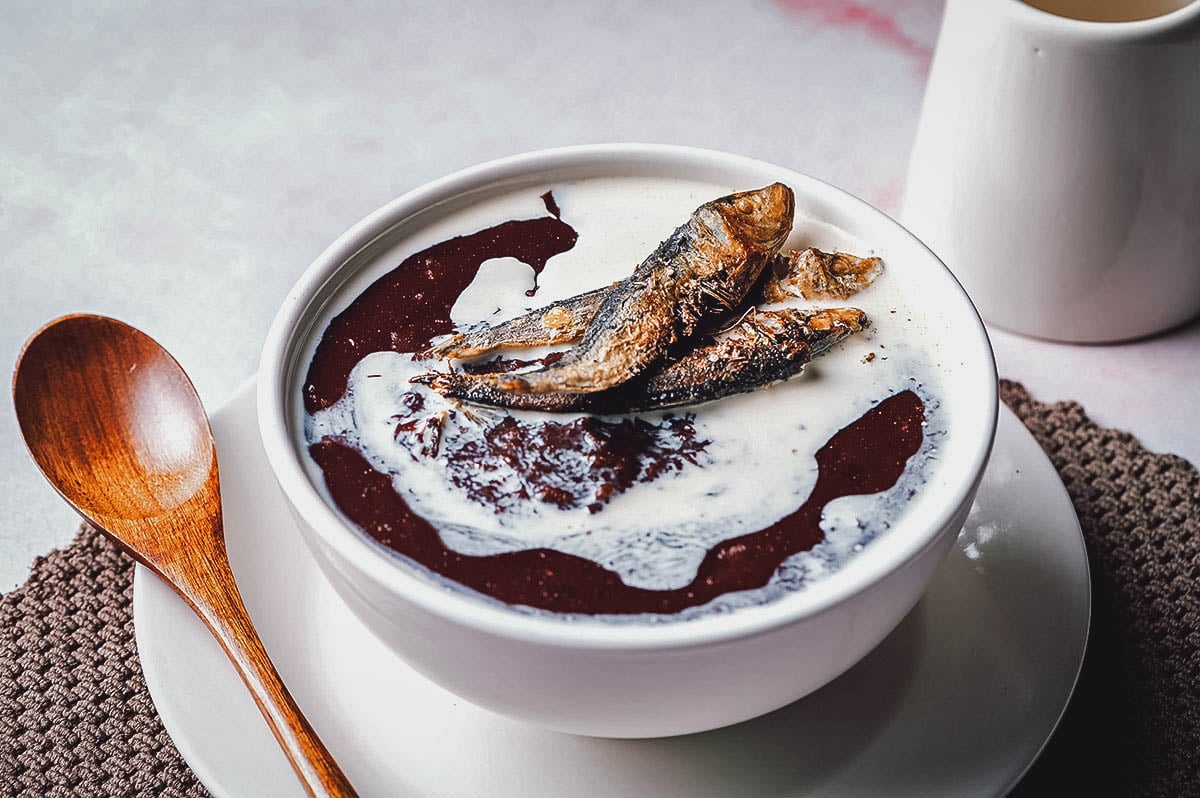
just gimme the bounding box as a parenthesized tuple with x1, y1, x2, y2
(3, 0, 1197, 591)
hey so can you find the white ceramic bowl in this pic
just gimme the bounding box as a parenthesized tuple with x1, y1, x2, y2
(258, 144, 998, 738)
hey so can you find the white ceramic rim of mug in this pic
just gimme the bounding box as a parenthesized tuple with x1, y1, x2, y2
(258, 143, 998, 651)
(1004, 0, 1200, 38)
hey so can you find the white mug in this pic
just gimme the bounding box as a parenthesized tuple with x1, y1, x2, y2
(903, 0, 1200, 342)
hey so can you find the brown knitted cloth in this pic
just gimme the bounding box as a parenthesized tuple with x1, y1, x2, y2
(1002, 381, 1200, 798)
(1, 380, 1197, 797)
(0, 527, 209, 798)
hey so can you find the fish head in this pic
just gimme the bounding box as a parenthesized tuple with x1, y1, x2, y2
(686, 183, 795, 303)
(714, 182, 795, 256)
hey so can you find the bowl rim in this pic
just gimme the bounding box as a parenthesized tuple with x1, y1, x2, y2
(257, 143, 999, 650)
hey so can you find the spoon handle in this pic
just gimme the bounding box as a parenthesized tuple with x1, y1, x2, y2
(170, 547, 359, 797)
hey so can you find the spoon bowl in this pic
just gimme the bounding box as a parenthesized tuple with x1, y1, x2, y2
(15, 315, 215, 536)
(13, 314, 357, 798)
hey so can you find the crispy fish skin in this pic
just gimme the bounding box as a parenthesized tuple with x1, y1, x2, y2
(761, 248, 883, 303)
(413, 307, 869, 413)
(627, 306, 868, 411)
(429, 246, 880, 361)
(428, 285, 611, 359)
(443, 183, 795, 396)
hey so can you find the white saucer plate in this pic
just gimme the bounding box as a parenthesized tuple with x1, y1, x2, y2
(134, 380, 1089, 797)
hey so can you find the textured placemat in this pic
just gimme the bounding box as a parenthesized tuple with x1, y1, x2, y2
(1002, 380, 1200, 798)
(2, 380, 1198, 797)
(1, 526, 208, 798)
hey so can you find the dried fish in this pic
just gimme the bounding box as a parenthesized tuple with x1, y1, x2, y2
(429, 246, 881, 361)
(429, 285, 610, 359)
(426, 183, 795, 396)
(628, 307, 869, 411)
(414, 308, 869, 413)
(760, 248, 883, 303)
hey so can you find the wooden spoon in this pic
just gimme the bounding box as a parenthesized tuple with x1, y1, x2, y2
(13, 314, 358, 797)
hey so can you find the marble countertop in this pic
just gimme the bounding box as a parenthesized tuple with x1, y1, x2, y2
(3, 0, 1197, 597)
